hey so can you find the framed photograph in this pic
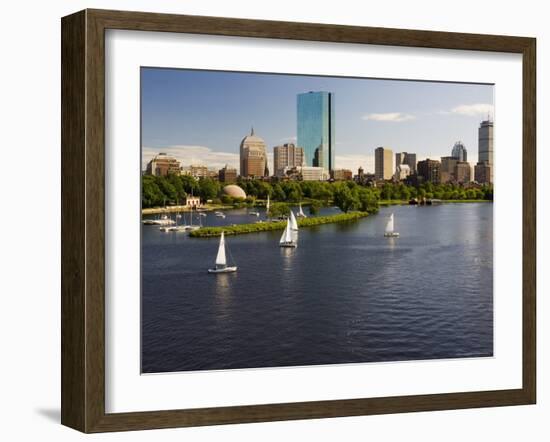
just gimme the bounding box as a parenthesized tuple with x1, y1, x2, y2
(61, 9, 536, 433)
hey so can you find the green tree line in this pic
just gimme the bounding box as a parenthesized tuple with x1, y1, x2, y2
(142, 174, 493, 213)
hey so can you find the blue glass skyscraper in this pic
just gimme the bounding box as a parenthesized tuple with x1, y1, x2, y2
(297, 91, 335, 173)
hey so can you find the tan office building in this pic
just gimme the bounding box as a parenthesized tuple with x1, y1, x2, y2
(441, 156, 458, 183)
(455, 161, 472, 184)
(375, 147, 393, 180)
(240, 128, 268, 178)
(273, 143, 304, 177)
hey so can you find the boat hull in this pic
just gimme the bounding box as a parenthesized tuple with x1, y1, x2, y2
(208, 266, 238, 274)
(279, 242, 297, 248)
(384, 232, 400, 237)
(160, 226, 188, 232)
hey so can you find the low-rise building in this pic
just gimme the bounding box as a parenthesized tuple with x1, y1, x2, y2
(393, 163, 411, 181)
(218, 165, 237, 183)
(417, 158, 441, 184)
(332, 169, 353, 181)
(474, 161, 492, 184)
(283, 166, 328, 181)
(182, 165, 218, 179)
(145, 153, 181, 176)
(355, 167, 376, 186)
(395, 152, 417, 174)
(185, 195, 201, 208)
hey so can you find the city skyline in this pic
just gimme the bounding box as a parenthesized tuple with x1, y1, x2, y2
(141, 67, 494, 173)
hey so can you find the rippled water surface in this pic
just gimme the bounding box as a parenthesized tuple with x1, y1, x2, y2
(141, 203, 493, 373)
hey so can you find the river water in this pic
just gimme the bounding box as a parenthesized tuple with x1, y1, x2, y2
(141, 203, 493, 373)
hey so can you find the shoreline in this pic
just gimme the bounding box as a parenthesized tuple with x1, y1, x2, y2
(142, 204, 233, 215)
(189, 212, 369, 238)
(142, 199, 492, 215)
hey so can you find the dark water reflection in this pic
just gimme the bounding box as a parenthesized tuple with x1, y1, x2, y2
(141, 203, 493, 373)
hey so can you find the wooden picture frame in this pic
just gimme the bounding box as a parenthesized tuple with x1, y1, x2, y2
(61, 8, 536, 433)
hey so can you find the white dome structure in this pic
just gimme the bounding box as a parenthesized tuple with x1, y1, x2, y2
(223, 184, 247, 199)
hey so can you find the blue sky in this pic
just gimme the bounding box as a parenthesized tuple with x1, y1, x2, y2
(141, 68, 493, 173)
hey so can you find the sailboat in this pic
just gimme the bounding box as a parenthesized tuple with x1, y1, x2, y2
(160, 209, 188, 232)
(289, 210, 299, 231)
(297, 203, 307, 218)
(208, 232, 237, 273)
(384, 213, 400, 237)
(279, 217, 298, 248)
(266, 195, 270, 217)
(185, 206, 201, 231)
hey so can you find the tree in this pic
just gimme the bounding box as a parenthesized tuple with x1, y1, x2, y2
(380, 183, 393, 200)
(198, 177, 219, 202)
(281, 182, 303, 202)
(156, 176, 177, 204)
(272, 184, 286, 201)
(142, 176, 164, 207)
(268, 202, 290, 219)
(317, 184, 332, 203)
(356, 187, 379, 214)
(167, 174, 186, 204)
(256, 181, 273, 199)
(482, 186, 493, 200)
(333, 184, 358, 213)
(309, 201, 321, 215)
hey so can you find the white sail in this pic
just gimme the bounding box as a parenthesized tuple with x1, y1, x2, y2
(385, 213, 394, 234)
(289, 210, 299, 231)
(279, 225, 287, 244)
(266, 195, 270, 212)
(280, 219, 293, 244)
(298, 204, 306, 217)
(215, 232, 227, 266)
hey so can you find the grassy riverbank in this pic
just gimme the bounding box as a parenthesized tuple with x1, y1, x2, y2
(189, 212, 369, 238)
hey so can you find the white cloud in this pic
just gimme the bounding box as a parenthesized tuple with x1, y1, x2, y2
(335, 154, 374, 173)
(279, 136, 297, 143)
(142, 145, 239, 171)
(142, 145, 277, 174)
(448, 103, 494, 117)
(362, 112, 416, 122)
